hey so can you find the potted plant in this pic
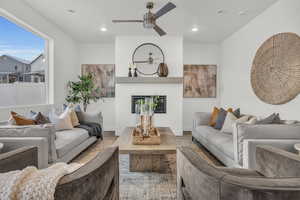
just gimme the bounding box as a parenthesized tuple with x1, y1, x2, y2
(66, 73, 100, 112)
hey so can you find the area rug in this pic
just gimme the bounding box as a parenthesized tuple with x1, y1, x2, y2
(119, 154, 177, 200)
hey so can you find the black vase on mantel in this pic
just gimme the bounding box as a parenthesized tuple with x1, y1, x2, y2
(134, 68, 138, 77)
(158, 63, 168, 77)
(128, 67, 132, 77)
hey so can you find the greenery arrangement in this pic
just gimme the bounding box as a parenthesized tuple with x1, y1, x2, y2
(136, 96, 160, 115)
(66, 73, 100, 112)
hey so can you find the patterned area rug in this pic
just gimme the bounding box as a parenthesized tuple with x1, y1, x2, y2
(119, 154, 177, 200)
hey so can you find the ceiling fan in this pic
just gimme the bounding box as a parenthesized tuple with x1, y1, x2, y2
(112, 2, 176, 36)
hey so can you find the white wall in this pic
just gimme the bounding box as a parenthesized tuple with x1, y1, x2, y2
(115, 36, 183, 136)
(79, 43, 116, 131)
(78, 41, 220, 132)
(183, 42, 220, 131)
(220, 0, 300, 120)
(0, 0, 79, 120)
(115, 36, 183, 77)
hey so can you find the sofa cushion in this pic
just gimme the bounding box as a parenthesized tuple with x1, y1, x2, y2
(207, 132, 234, 159)
(49, 109, 73, 131)
(10, 111, 36, 125)
(214, 108, 228, 130)
(30, 111, 51, 125)
(194, 126, 234, 159)
(193, 126, 221, 141)
(221, 112, 238, 133)
(209, 107, 220, 127)
(256, 113, 281, 124)
(55, 128, 90, 158)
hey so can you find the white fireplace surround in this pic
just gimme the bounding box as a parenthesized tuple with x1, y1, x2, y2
(115, 83, 183, 136)
(115, 36, 183, 136)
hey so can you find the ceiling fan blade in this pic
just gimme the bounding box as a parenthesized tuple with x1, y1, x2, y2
(154, 2, 176, 19)
(154, 25, 166, 36)
(112, 20, 143, 23)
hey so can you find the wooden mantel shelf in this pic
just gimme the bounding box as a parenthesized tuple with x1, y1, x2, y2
(116, 77, 183, 84)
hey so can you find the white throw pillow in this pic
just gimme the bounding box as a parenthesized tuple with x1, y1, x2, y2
(244, 117, 258, 125)
(236, 115, 251, 123)
(65, 106, 80, 127)
(49, 109, 73, 131)
(221, 114, 251, 133)
(221, 112, 238, 133)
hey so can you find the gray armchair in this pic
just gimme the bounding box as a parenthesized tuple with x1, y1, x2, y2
(177, 146, 300, 200)
(0, 146, 119, 200)
(0, 146, 38, 173)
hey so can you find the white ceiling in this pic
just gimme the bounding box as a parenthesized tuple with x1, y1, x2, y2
(24, 0, 278, 43)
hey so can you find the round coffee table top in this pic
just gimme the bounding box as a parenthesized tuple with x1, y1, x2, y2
(0, 143, 3, 153)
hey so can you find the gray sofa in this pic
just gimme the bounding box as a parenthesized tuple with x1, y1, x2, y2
(0, 107, 103, 168)
(0, 146, 119, 200)
(177, 146, 300, 200)
(192, 112, 300, 168)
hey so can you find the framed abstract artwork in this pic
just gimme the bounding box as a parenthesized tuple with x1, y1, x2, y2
(183, 65, 217, 98)
(81, 64, 115, 98)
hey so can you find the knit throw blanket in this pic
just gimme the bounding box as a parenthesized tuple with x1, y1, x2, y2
(0, 162, 82, 200)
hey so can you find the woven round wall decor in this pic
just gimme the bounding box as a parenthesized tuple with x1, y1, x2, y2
(251, 32, 300, 105)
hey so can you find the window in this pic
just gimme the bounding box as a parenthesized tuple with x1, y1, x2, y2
(0, 16, 48, 107)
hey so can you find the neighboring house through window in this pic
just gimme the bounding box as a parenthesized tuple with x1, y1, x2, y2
(0, 16, 48, 107)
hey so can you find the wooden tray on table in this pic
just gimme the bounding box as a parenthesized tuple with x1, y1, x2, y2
(132, 127, 161, 145)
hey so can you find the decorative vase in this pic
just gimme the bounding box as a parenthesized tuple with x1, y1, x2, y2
(134, 68, 138, 77)
(128, 67, 132, 77)
(138, 97, 155, 136)
(158, 63, 168, 77)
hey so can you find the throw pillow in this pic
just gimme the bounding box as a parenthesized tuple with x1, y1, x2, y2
(209, 107, 220, 127)
(273, 113, 282, 124)
(232, 108, 241, 118)
(227, 108, 233, 113)
(49, 109, 73, 131)
(256, 113, 281, 124)
(34, 112, 51, 124)
(67, 107, 80, 127)
(244, 117, 258, 125)
(214, 108, 228, 130)
(63, 104, 81, 126)
(10, 111, 36, 126)
(221, 112, 238, 133)
(236, 115, 251, 123)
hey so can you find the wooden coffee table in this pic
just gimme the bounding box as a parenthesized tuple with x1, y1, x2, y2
(114, 127, 176, 172)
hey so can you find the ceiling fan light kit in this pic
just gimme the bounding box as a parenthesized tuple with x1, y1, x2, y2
(112, 2, 176, 36)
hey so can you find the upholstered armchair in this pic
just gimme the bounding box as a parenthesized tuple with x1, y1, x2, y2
(0, 146, 119, 200)
(177, 146, 300, 200)
(0, 146, 38, 173)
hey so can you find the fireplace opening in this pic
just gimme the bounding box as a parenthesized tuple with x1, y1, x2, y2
(131, 95, 167, 114)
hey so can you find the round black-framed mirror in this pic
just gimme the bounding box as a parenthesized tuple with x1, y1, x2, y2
(132, 43, 165, 76)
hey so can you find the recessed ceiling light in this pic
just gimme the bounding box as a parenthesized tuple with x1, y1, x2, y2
(192, 27, 198, 32)
(100, 27, 107, 32)
(67, 9, 76, 13)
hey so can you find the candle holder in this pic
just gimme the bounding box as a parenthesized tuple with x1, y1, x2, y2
(134, 68, 138, 77)
(128, 67, 132, 77)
